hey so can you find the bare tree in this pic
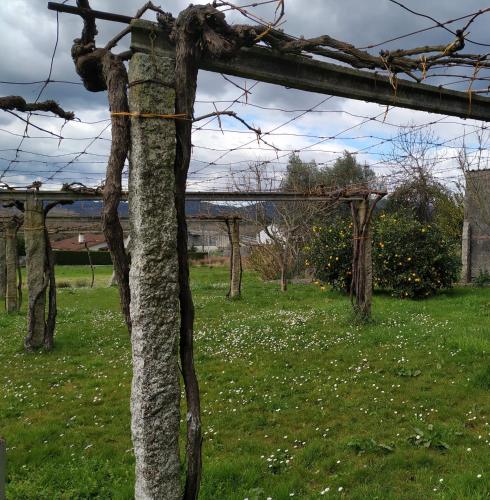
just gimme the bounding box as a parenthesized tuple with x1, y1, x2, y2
(386, 125, 463, 242)
(231, 160, 326, 291)
(387, 126, 441, 222)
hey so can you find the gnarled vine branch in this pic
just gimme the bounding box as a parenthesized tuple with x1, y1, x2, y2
(159, 5, 281, 496)
(0, 95, 75, 120)
(71, 0, 131, 332)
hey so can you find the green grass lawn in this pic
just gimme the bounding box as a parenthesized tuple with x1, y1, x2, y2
(1, 265, 489, 499)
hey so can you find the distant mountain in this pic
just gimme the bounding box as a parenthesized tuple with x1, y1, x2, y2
(0, 199, 275, 219)
(55, 200, 273, 218)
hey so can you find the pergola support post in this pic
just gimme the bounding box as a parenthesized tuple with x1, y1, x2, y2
(350, 197, 374, 321)
(5, 218, 20, 313)
(24, 196, 47, 350)
(128, 51, 181, 500)
(226, 217, 242, 299)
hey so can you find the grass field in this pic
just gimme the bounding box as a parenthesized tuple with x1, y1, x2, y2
(0, 265, 489, 499)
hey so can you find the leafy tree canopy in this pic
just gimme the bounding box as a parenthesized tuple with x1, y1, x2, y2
(281, 151, 376, 192)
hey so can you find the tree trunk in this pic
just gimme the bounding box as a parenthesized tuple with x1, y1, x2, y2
(173, 10, 203, 497)
(280, 268, 288, 291)
(280, 246, 288, 292)
(227, 218, 242, 299)
(108, 269, 118, 287)
(128, 52, 181, 500)
(0, 227, 6, 302)
(24, 197, 47, 350)
(84, 242, 95, 288)
(100, 50, 132, 331)
(109, 235, 131, 287)
(5, 218, 19, 313)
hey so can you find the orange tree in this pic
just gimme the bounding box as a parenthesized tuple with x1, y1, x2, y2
(306, 213, 460, 298)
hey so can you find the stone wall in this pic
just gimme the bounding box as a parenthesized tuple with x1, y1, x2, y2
(462, 169, 490, 281)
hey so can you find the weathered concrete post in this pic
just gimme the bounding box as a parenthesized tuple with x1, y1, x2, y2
(228, 217, 242, 299)
(5, 218, 19, 313)
(24, 196, 46, 349)
(0, 226, 6, 304)
(128, 49, 181, 499)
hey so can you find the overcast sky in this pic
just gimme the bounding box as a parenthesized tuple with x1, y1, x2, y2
(1, 0, 489, 191)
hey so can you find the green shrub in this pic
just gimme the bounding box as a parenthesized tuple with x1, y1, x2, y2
(305, 218, 352, 292)
(57, 281, 72, 289)
(248, 243, 290, 281)
(248, 244, 280, 281)
(188, 251, 207, 261)
(75, 279, 90, 288)
(306, 214, 460, 298)
(374, 214, 460, 298)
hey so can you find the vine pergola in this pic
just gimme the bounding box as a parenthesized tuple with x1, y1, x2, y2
(1, 0, 490, 498)
(0, 185, 382, 314)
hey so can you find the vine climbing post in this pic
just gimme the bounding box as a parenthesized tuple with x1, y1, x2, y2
(350, 194, 383, 321)
(226, 217, 242, 299)
(128, 50, 181, 500)
(5, 217, 20, 313)
(24, 196, 47, 350)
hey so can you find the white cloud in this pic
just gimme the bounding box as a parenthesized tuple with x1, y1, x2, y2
(0, 0, 488, 190)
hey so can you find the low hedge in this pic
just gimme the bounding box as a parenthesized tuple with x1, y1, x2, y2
(53, 250, 113, 266)
(53, 250, 208, 265)
(189, 251, 207, 261)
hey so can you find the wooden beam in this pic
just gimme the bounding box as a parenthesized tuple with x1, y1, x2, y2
(131, 19, 490, 122)
(0, 190, 382, 202)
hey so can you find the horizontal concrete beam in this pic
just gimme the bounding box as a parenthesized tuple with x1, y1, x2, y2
(0, 191, 109, 202)
(47, 4, 490, 121)
(131, 19, 490, 122)
(1, 216, 240, 224)
(186, 191, 371, 202)
(0, 190, 378, 202)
